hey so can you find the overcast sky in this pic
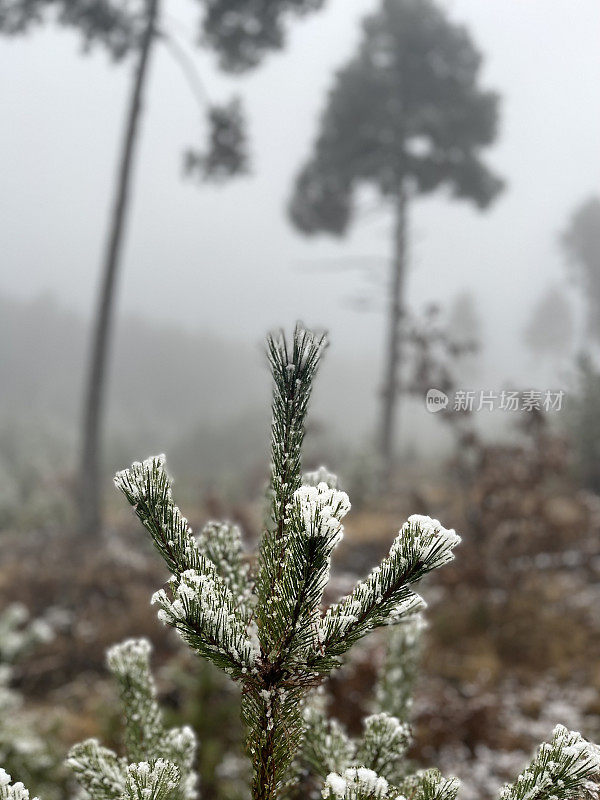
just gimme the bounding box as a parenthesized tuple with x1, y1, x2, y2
(1, 0, 599, 383)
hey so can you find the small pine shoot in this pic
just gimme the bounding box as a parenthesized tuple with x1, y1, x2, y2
(67, 638, 197, 800)
(1, 325, 599, 800)
(0, 770, 38, 800)
(498, 725, 600, 800)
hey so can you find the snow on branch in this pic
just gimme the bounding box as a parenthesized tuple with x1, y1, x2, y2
(68, 637, 197, 800)
(303, 699, 355, 779)
(123, 760, 180, 800)
(355, 714, 411, 784)
(196, 520, 252, 612)
(498, 724, 600, 800)
(313, 516, 460, 670)
(267, 324, 328, 532)
(107, 638, 164, 761)
(257, 325, 328, 655)
(266, 482, 351, 667)
(67, 740, 127, 800)
(322, 767, 391, 799)
(115, 457, 255, 675)
(114, 455, 205, 580)
(303, 466, 340, 489)
(152, 569, 259, 677)
(374, 613, 426, 723)
(0, 771, 38, 800)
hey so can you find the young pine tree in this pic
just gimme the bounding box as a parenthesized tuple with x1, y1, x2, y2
(1, 325, 599, 800)
(289, 0, 505, 480)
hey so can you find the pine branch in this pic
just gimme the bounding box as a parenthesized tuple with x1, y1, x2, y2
(268, 325, 328, 538)
(256, 325, 327, 656)
(374, 613, 426, 722)
(123, 761, 180, 800)
(70, 639, 197, 800)
(498, 725, 600, 800)
(152, 569, 259, 678)
(355, 714, 410, 784)
(267, 482, 350, 669)
(114, 455, 205, 579)
(302, 698, 355, 778)
(242, 685, 307, 800)
(159, 730, 197, 800)
(0, 771, 39, 800)
(0, 603, 52, 664)
(115, 457, 256, 676)
(67, 740, 127, 800)
(321, 767, 395, 799)
(107, 639, 164, 762)
(311, 516, 460, 672)
(196, 520, 252, 614)
(247, 326, 328, 799)
(397, 770, 461, 800)
(322, 768, 460, 800)
(302, 466, 339, 489)
(106, 637, 198, 800)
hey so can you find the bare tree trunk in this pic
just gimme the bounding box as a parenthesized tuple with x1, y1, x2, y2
(379, 181, 407, 486)
(79, 0, 160, 537)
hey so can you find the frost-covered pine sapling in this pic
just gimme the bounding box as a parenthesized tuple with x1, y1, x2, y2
(112, 325, 463, 800)
(67, 638, 197, 800)
(108, 324, 600, 800)
(1, 325, 600, 800)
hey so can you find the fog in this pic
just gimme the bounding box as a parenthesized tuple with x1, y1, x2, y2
(1, 0, 600, 468)
(1, 1, 598, 355)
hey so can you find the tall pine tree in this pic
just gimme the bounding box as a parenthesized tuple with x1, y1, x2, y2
(289, 0, 504, 482)
(0, 0, 327, 536)
(562, 196, 600, 348)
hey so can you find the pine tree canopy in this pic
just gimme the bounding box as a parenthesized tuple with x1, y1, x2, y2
(0, 0, 325, 68)
(0, 1, 147, 59)
(289, 0, 504, 237)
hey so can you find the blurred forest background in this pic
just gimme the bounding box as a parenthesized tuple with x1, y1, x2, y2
(1, 0, 600, 798)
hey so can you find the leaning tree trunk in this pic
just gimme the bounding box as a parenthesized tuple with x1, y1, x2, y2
(379, 180, 407, 487)
(79, 0, 160, 537)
